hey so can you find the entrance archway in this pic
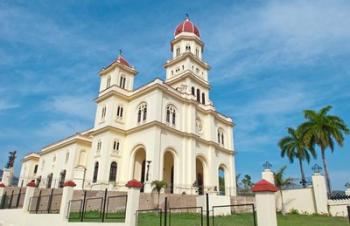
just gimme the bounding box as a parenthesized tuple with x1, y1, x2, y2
(196, 157, 205, 195)
(133, 148, 146, 192)
(163, 151, 174, 193)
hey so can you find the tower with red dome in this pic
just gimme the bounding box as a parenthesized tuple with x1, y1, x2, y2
(165, 16, 211, 105)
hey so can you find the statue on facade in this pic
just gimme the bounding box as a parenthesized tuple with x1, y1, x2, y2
(6, 151, 16, 168)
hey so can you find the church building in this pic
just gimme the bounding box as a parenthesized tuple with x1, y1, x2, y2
(18, 17, 237, 196)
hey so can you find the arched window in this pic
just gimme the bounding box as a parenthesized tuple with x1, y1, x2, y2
(93, 162, 99, 183)
(101, 106, 107, 120)
(47, 173, 53, 188)
(119, 75, 126, 89)
(106, 75, 111, 88)
(113, 139, 120, 152)
(176, 48, 180, 57)
(196, 48, 199, 57)
(201, 93, 205, 105)
(191, 87, 195, 95)
(117, 105, 124, 119)
(59, 170, 66, 188)
(109, 162, 118, 182)
(186, 45, 191, 51)
(166, 105, 176, 126)
(196, 89, 200, 102)
(217, 128, 225, 145)
(65, 152, 70, 163)
(137, 103, 147, 123)
(97, 140, 102, 152)
(218, 167, 225, 195)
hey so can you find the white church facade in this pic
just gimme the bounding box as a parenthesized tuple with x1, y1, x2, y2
(18, 17, 237, 196)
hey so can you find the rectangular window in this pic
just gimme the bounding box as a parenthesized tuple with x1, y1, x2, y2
(34, 165, 38, 174)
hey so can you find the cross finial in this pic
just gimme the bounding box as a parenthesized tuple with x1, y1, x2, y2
(119, 49, 123, 56)
(185, 13, 190, 20)
(263, 161, 272, 170)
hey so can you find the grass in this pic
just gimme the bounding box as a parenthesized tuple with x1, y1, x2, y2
(68, 211, 125, 222)
(68, 211, 349, 226)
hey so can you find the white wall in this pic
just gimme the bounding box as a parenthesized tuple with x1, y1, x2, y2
(328, 199, 350, 217)
(276, 187, 316, 214)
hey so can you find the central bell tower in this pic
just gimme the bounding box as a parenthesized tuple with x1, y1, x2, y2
(164, 16, 211, 105)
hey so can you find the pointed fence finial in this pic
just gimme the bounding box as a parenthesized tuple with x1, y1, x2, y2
(263, 161, 272, 170)
(312, 164, 322, 174)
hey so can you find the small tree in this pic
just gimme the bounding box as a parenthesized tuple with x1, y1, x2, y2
(151, 180, 167, 208)
(274, 166, 294, 215)
(241, 174, 253, 191)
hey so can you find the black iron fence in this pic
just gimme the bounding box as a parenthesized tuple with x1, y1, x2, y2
(67, 189, 127, 222)
(136, 208, 163, 226)
(212, 203, 256, 226)
(28, 189, 63, 214)
(0, 188, 26, 209)
(136, 194, 256, 226)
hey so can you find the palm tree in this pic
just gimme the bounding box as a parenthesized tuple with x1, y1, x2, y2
(274, 166, 294, 215)
(151, 180, 167, 208)
(241, 174, 253, 191)
(300, 105, 349, 194)
(278, 127, 316, 188)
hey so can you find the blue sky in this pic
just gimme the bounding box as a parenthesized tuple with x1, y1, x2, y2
(0, 0, 349, 190)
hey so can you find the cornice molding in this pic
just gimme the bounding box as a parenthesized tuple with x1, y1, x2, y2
(91, 121, 235, 155)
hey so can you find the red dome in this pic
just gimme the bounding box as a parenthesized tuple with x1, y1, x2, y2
(174, 18, 200, 37)
(252, 179, 278, 193)
(117, 55, 130, 67)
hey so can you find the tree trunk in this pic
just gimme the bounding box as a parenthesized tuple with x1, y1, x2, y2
(321, 148, 332, 195)
(280, 190, 286, 215)
(298, 158, 307, 188)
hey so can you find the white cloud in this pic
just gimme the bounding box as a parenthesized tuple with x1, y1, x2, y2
(0, 99, 18, 111)
(204, 0, 350, 81)
(45, 95, 96, 121)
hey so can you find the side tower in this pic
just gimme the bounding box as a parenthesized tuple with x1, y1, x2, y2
(164, 16, 211, 105)
(87, 54, 137, 188)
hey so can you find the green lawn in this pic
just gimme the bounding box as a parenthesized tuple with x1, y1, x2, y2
(137, 212, 348, 226)
(68, 211, 349, 226)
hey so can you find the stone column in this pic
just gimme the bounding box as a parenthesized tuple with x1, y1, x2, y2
(23, 180, 36, 212)
(1, 168, 14, 186)
(125, 180, 142, 226)
(59, 180, 76, 220)
(252, 179, 278, 226)
(312, 172, 329, 214)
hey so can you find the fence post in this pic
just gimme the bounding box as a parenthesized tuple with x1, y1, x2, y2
(8, 190, 14, 208)
(102, 188, 108, 222)
(23, 180, 36, 213)
(347, 206, 350, 224)
(16, 187, 22, 208)
(36, 190, 42, 213)
(0, 183, 5, 209)
(164, 197, 168, 226)
(80, 191, 87, 222)
(206, 193, 210, 226)
(47, 188, 54, 213)
(60, 180, 76, 221)
(125, 180, 142, 226)
(252, 180, 278, 226)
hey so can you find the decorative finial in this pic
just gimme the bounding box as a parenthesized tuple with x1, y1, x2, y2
(185, 13, 190, 20)
(263, 161, 272, 170)
(119, 49, 123, 56)
(312, 164, 322, 174)
(345, 182, 350, 189)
